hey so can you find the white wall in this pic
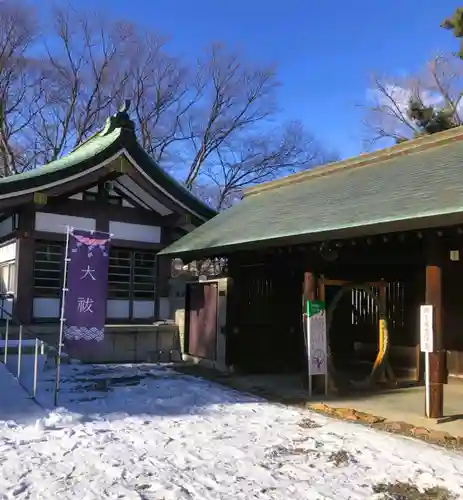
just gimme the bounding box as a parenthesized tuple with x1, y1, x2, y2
(1, 298, 12, 317)
(0, 241, 16, 264)
(0, 217, 13, 238)
(106, 300, 155, 319)
(133, 301, 155, 318)
(33, 298, 60, 319)
(106, 300, 130, 319)
(35, 213, 96, 234)
(32, 299, 156, 320)
(109, 221, 161, 243)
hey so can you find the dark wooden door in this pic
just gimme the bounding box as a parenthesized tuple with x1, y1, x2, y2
(187, 282, 218, 360)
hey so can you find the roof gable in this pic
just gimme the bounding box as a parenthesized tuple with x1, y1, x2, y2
(0, 103, 217, 223)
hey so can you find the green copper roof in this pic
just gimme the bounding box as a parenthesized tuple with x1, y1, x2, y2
(0, 106, 217, 221)
(159, 132, 463, 257)
(0, 128, 122, 187)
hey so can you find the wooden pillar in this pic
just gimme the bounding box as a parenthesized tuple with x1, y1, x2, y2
(156, 227, 174, 320)
(14, 208, 35, 325)
(302, 272, 316, 390)
(303, 272, 316, 303)
(424, 234, 445, 419)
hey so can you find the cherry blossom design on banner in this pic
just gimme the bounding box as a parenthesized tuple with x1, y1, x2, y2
(63, 229, 112, 353)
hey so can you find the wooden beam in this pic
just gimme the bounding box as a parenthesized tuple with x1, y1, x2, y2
(108, 156, 130, 174)
(318, 275, 326, 303)
(44, 168, 116, 197)
(323, 278, 384, 288)
(42, 197, 172, 226)
(33, 192, 47, 205)
(33, 230, 164, 250)
(424, 234, 445, 419)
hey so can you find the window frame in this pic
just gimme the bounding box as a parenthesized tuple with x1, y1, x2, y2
(0, 261, 16, 295)
(33, 242, 157, 319)
(108, 247, 157, 319)
(33, 241, 65, 298)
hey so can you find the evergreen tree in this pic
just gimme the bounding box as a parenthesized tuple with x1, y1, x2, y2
(406, 98, 455, 138)
(442, 8, 463, 59)
(392, 7, 463, 143)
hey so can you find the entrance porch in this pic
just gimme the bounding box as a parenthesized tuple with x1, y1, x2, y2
(161, 126, 463, 423)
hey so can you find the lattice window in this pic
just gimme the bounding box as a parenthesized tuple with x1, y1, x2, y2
(33, 243, 156, 301)
(108, 248, 156, 300)
(33, 242, 64, 297)
(133, 251, 156, 300)
(108, 248, 131, 299)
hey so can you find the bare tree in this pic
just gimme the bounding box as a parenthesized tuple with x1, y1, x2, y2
(183, 44, 279, 189)
(28, 7, 199, 168)
(0, 1, 41, 176)
(128, 42, 284, 188)
(0, 2, 336, 210)
(126, 41, 333, 203)
(196, 121, 336, 210)
(361, 55, 463, 149)
(127, 33, 197, 166)
(30, 7, 134, 164)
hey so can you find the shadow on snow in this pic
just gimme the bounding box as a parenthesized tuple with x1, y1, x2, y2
(3, 362, 260, 421)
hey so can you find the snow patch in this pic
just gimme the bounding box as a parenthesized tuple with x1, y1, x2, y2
(0, 363, 461, 499)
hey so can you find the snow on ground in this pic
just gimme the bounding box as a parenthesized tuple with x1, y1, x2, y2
(0, 363, 44, 424)
(0, 363, 463, 499)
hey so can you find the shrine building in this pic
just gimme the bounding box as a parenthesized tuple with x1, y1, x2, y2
(0, 104, 215, 354)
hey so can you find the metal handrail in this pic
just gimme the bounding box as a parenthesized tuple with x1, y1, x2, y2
(0, 294, 62, 405)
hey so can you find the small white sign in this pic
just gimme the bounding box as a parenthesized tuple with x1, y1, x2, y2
(306, 302, 328, 376)
(420, 305, 434, 353)
(450, 249, 460, 262)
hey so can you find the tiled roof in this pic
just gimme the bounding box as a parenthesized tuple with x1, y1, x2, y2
(159, 127, 463, 257)
(0, 108, 216, 221)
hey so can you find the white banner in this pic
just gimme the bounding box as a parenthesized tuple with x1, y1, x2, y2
(420, 305, 434, 353)
(306, 300, 328, 376)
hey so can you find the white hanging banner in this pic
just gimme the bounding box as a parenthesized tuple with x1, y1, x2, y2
(420, 305, 434, 353)
(306, 300, 328, 375)
(305, 300, 328, 397)
(419, 304, 434, 418)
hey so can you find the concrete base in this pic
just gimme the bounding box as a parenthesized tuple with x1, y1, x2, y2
(2, 323, 181, 364)
(209, 372, 463, 437)
(317, 383, 463, 436)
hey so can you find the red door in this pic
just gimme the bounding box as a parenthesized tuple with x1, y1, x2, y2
(187, 282, 218, 360)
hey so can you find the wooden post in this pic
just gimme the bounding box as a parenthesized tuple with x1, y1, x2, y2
(303, 272, 316, 302)
(15, 208, 35, 325)
(318, 275, 332, 394)
(424, 234, 444, 419)
(302, 272, 316, 390)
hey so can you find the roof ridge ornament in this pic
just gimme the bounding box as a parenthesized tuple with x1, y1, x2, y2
(100, 99, 135, 136)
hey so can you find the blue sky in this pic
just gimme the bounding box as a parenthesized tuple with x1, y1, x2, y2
(41, 0, 463, 158)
